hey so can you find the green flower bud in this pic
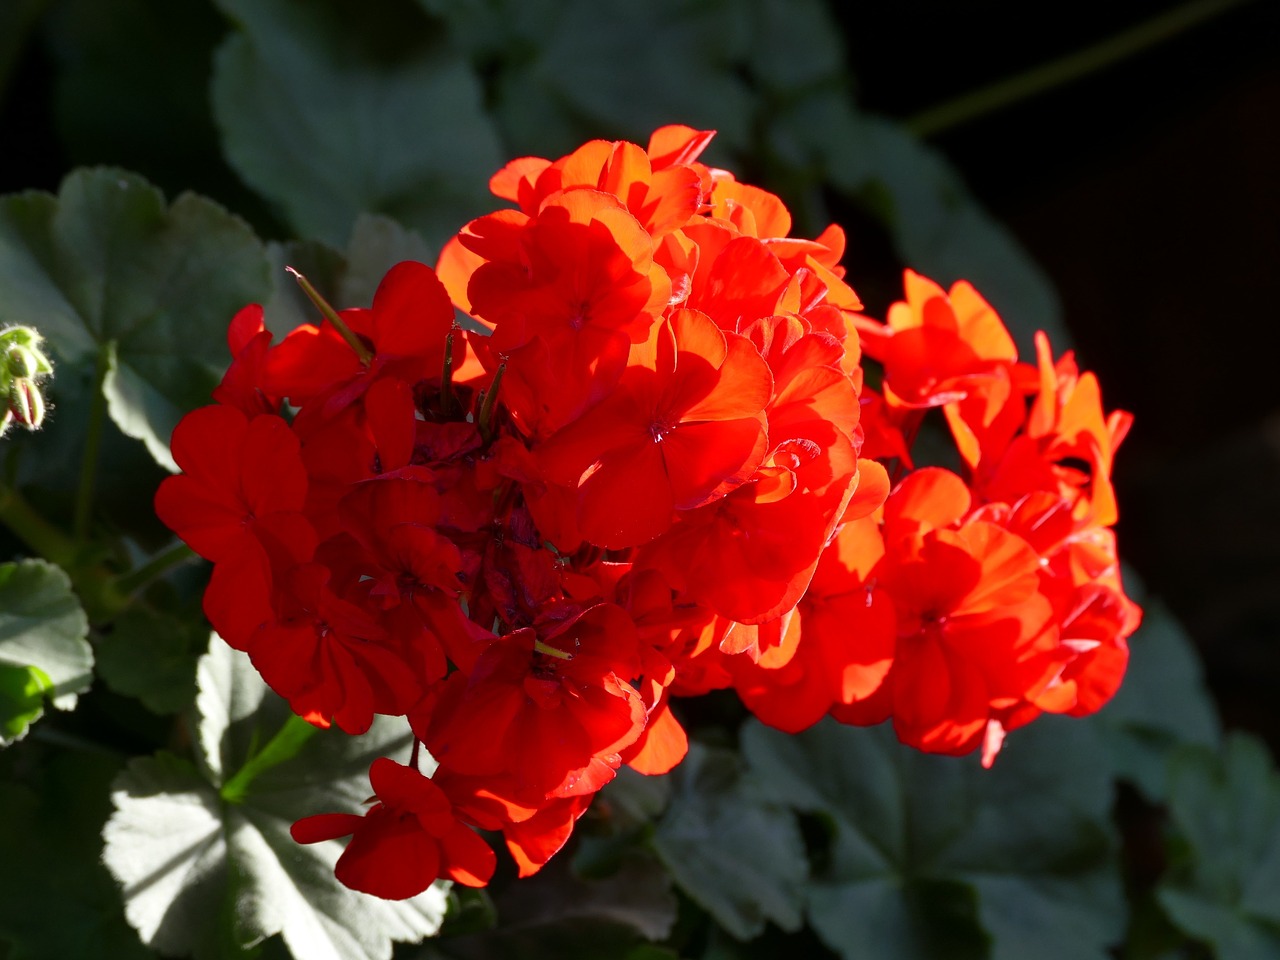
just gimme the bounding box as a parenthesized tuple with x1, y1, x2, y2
(8, 378, 45, 430)
(6, 344, 40, 380)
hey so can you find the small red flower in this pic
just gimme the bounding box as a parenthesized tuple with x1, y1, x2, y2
(538, 308, 772, 548)
(292, 758, 495, 900)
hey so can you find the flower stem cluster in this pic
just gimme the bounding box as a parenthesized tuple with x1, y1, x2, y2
(156, 125, 1140, 899)
(0, 326, 52, 433)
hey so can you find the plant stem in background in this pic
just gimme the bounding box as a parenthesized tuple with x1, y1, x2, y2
(74, 342, 113, 541)
(905, 0, 1255, 138)
(0, 482, 79, 569)
(112, 541, 198, 599)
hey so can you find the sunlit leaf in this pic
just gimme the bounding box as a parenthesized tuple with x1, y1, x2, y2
(0, 559, 91, 745)
(103, 637, 448, 960)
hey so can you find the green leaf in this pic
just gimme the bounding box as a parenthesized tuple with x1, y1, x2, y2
(210, 0, 502, 248)
(653, 742, 806, 941)
(0, 664, 50, 742)
(0, 168, 271, 469)
(741, 717, 1124, 960)
(95, 604, 205, 714)
(574, 764, 673, 879)
(262, 213, 435, 339)
(0, 748, 151, 960)
(426, 0, 753, 159)
(419, 855, 676, 960)
(0, 559, 91, 745)
(770, 96, 1068, 354)
(1157, 735, 1280, 960)
(103, 636, 448, 960)
(1093, 596, 1220, 801)
(739, 0, 844, 96)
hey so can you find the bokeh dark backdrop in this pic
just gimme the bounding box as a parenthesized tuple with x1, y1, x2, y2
(1, 0, 1277, 744)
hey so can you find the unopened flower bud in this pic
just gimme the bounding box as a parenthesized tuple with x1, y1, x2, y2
(6, 344, 40, 380)
(0, 326, 53, 435)
(8, 378, 45, 430)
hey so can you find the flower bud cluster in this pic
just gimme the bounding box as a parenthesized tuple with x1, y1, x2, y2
(0, 326, 52, 433)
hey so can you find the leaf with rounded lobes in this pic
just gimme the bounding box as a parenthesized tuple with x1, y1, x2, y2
(741, 716, 1124, 960)
(210, 0, 502, 249)
(0, 560, 91, 746)
(768, 94, 1069, 356)
(417, 854, 677, 960)
(423, 0, 753, 160)
(1157, 735, 1280, 960)
(262, 213, 435, 340)
(1092, 595, 1220, 802)
(0, 664, 50, 743)
(740, 0, 844, 95)
(653, 742, 806, 941)
(0, 168, 271, 470)
(103, 636, 448, 960)
(95, 604, 205, 715)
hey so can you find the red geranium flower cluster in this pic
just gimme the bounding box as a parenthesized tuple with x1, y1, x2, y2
(156, 125, 1139, 900)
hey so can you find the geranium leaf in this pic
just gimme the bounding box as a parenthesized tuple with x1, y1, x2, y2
(427, 0, 753, 159)
(262, 213, 435, 340)
(653, 742, 806, 941)
(0, 749, 151, 960)
(742, 717, 1125, 960)
(210, 0, 502, 248)
(1093, 596, 1220, 801)
(768, 88, 1069, 354)
(0, 168, 271, 469)
(0, 559, 91, 746)
(0, 664, 51, 743)
(1157, 735, 1280, 960)
(95, 604, 205, 715)
(423, 855, 677, 959)
(103, 636, 448, 960)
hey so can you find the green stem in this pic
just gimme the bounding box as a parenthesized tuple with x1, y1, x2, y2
(0, 482, 79, 569)
(478, 362, 505, 443)
(287, 267, 374, 365)
(220, 714, 320, 804)
(440, 326, 456, 416)
(74, 342, 112, 541)
(533, 638, 573, 661)
(112, 541, 198, 598)
(905, 0, 1254, 138)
